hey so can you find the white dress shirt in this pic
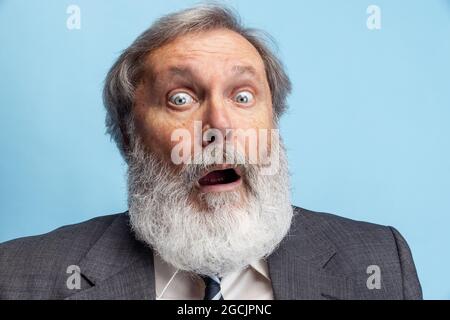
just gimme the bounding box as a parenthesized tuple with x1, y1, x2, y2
(154, 251, 274, 300)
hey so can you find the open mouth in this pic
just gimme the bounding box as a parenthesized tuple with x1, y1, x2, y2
(197, 167, 242, 192)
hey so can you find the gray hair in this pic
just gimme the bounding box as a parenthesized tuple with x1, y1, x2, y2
(103, 3, 292, 160)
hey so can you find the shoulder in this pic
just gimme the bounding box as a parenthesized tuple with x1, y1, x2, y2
(290, 206, 422, 299)
(0, 213, 120, 254)
(292, 206, 399, 247)
(291, 206, 407, 263)
(0, 213, 123, 299)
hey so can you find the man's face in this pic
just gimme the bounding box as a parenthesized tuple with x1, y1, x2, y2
(132, 29, 273, 204)
(127, 28, 292, 277)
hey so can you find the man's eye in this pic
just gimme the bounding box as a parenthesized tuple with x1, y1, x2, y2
(234, 91, 254, 104)
(168, 92, 194, 106)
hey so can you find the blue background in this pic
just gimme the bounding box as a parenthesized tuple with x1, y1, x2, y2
(0, 0, 449, 299)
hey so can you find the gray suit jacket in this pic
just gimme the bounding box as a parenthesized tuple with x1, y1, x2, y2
(0, 206, 422, 299)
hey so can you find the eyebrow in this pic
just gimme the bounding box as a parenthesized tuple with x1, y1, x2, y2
(230, 65, 258, 77)
(165, 66, 192, 78)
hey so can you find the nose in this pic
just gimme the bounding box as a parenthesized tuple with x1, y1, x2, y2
(202, 95, 232, 147)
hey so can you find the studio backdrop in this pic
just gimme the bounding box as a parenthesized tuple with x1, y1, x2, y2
(0, 0, 449, 299)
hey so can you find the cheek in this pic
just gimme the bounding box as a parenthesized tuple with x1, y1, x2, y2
(132, 85, 174, 158)
(228, 106, 274, 160)
(260, 99, 274, 128)
(138, 112, 201, 164)
(134, 111, 177, 158)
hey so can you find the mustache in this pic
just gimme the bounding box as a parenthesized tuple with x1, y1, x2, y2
(181, 142, 252, 183)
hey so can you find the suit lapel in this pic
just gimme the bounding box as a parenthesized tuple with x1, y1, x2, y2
(66, 213, 156, 300)
(268, 209, 353, 300)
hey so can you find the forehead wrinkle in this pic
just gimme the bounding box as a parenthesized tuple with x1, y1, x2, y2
(166, 64, 259, 77)
(146, 46, 265, 87)
(159, 62, 261, 81)
(145, 30, 267, 84)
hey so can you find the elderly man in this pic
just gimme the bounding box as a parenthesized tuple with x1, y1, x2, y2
(0, 4, 421, 300)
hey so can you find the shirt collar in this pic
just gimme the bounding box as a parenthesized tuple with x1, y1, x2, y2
(154, 251, 271, 298)
(249, 258, 271, 281)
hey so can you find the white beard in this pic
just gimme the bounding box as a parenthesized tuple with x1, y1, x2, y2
(127, 136, 293, 277)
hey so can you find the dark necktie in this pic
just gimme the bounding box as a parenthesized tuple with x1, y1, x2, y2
(201, 275, 224, 300)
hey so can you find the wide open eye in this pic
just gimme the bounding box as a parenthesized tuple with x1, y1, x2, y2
(234, 90, 254, 105)
(168, 92, 195, 107)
